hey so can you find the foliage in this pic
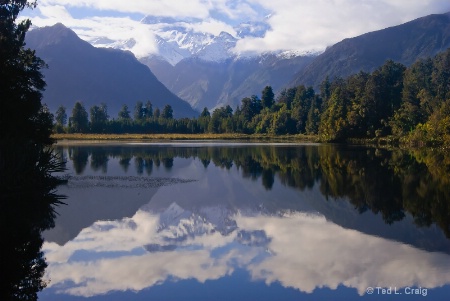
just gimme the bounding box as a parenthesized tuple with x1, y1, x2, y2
(69, 102, 89, 133)
(1, 1, 64, 300)
(161, 104, 173, 119)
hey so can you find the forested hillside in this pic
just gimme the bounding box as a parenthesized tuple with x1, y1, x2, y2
(55, 48, 450, 148)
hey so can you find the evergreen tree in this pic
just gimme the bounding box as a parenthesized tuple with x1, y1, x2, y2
(261, 86, 274, 109)
(145, 101, 153, 120)
(55, 105, 67, 126)
(54, 105, 67, 132)
(200, 107, 210, 117)
(90, 103, 109, 133)
(161, 104, 173, 119)
(154, 107, 161, 118)
(134, 101, 145, 121)
(70, 102, 89, 133)
(118, 104, 131, 120)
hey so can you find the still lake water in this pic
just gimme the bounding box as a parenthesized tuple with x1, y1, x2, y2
(39, 142, 450, 300)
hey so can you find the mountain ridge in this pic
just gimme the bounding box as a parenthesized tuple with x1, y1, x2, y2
(26, 23, 198, 118)
(290, 12, 450, 88)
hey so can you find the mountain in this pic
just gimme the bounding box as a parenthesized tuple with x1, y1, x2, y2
(290, 12, 450, 88)
(26, 23, 198, 118)
(141, 53, 314, 110)
(89, 16, 316, 110)
(137, 16, 273, 65)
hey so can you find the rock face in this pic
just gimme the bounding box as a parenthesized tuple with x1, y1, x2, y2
(26, 23, 198, 118)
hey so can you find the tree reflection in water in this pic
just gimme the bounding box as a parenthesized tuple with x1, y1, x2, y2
(1, 146, 65, 300)
(61, 144, 450, 238)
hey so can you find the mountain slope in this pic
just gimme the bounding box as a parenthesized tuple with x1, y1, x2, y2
(26, 23, 198, 118)
(141, 54, 314, 110)
(291, 12, 450, 88)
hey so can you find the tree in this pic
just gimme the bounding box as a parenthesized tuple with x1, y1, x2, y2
(134, 101, 145, 121)
(90, 103, 109, 133)
(200, 107, 210, 117)
(70, 102, 89, 133)
(1, 1, 51, 144)
(320, 76, 331, 106)
(319, 87, 349, 141)
(291, 85, 315, 133)
(54, 105, 67, 132)
(240, 95, 261, 122)
(161, 104, 173, 119)
(305, 96, 322, 135)
(145, 101, 153, 120)
(198, 107, 211, 132)
(1, 1, 65, 300)
(153, 107, 160, 118)
(276, 87, 296, 109)
(208, 105, 233, 133)
(118, 104, 131, 120)
(55, 105, 67, 127)
(261, 86, 274, 109)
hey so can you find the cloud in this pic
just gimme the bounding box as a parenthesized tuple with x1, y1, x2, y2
(234, 0, 450, 53)
(22, 1, 450, 59)
(40, 0, 212, 18)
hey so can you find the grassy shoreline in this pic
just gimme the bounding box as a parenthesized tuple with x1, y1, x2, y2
(51, 133, 448, 151)
(51, 133, 319, 143)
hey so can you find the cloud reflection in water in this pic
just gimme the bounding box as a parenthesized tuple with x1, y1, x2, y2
(43, 206, 450, 297)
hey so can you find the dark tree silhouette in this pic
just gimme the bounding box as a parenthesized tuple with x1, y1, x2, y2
(162, 104, 173, 119)
(1, 1, 65, 300)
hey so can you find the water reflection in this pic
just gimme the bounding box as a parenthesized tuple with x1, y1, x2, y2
(41, 143, 450, 300)
(56, 144, 450, 239)
(43, 207, 450, 298)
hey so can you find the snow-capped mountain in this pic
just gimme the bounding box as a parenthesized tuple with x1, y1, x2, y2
(85, 15, 318, 110)
(88, 15, 299, 66)
(150, 30, 239, 65)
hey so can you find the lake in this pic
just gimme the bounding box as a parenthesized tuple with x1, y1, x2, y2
(38, 142, 450, 300)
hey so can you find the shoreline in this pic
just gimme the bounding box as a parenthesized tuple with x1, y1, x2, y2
(51, 133, 448, 152)
(51, 133, 319, 143)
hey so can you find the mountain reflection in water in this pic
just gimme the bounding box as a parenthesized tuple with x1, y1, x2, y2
(40, 143, 450, 300)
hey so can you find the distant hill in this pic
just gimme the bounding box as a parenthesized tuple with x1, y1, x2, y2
(26, 23, 198, 118)
(290, 12, 450, 88)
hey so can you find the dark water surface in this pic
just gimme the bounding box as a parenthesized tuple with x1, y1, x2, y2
(39, 142, 450, 300)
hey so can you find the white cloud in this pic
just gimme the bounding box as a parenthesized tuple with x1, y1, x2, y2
(22, 0, 450, 57)
(188, 18, 238, 36)
(40, 0, 212, 18)
(234, 0, 450, 53)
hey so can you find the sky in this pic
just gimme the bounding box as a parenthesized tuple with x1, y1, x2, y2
(21, 0, 450, 58)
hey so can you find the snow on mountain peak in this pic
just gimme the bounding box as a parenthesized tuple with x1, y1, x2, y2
(88, 16, 309, 65)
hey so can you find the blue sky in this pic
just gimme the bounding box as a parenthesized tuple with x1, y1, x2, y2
(21, 0, 450, 57)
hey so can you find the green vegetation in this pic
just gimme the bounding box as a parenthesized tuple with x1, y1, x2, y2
(54, 49, 450, 149)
